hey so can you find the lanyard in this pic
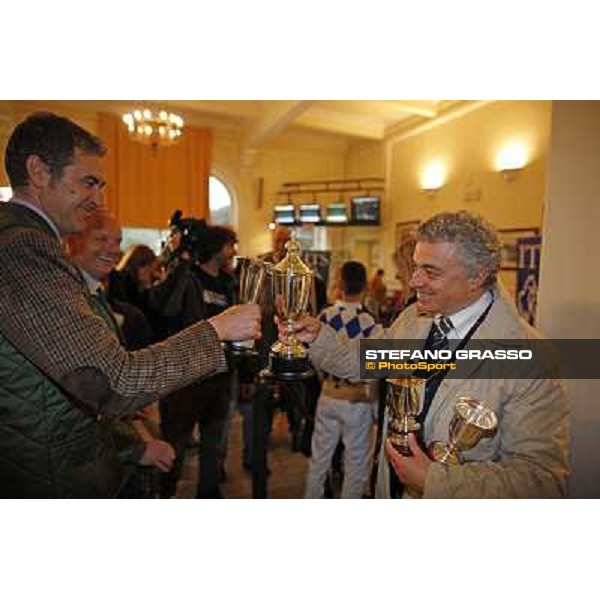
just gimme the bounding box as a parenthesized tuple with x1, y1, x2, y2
(416, 296, 495, 425)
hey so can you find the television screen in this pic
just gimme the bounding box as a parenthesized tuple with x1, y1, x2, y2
(273, 204, 296, 225)
(325, 202, 349, 223)
(299, 203, 322, 224)
(351, 196, 380, 224)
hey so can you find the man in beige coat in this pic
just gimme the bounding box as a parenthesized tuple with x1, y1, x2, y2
(291, 211, 569, 498)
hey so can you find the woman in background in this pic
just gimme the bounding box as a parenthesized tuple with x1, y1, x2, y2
(108, 244, 165, 338)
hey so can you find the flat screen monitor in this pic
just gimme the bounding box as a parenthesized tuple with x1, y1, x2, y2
(351, 196, 380, 224)
(273, 204, 296, 225)
(299, 203, 322, 224)
(325, 202, 349, 223)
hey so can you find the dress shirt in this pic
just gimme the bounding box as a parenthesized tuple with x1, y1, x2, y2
(436, 289, 494, 342)
(80, 269, 102, 296)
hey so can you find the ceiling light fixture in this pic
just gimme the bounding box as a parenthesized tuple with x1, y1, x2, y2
(122, 108, 184, 151)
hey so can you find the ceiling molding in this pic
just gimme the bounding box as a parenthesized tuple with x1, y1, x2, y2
(382, 101, 438, 118)
(243, 100, 313, 149)
(316, 100, 438, 120)
(295, 106, 385, 140)
(384, 100, 494, 142)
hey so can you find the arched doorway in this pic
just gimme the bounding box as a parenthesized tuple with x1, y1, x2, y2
(209, 175, 235, 226)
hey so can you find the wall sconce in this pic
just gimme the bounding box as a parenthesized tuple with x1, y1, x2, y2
(421, 163, 446, 197)
(496, 143, 527, 181)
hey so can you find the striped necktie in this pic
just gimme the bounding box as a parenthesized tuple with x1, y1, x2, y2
(419, 316, 454, 423)
(430, 316, 453, 352)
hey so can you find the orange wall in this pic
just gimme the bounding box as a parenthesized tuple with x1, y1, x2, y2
(99, 114, 211, 228)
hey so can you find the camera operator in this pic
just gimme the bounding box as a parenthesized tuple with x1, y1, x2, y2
(148, 212, 238, 498)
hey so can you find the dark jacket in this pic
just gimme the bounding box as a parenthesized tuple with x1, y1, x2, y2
(148, 260, 234, 420)
(0, 202, 227, 497)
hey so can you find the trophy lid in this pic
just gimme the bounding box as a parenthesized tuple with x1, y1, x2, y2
(272, 237, 312, 277)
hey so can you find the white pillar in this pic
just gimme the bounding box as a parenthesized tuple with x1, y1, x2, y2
(537, 101, 600, 498)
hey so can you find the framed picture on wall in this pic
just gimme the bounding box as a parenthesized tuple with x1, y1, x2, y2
(497, 227, 540, 301)
(498, 227, 540, 271)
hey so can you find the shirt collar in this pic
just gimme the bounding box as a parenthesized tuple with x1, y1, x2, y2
(9, 197, 61, 240)
(79, 268, 103, 295)
(437, 289, 493, 339)
(335, 300, 363, 311)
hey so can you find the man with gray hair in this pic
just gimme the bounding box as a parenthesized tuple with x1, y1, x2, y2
(290, 211, 569, 498)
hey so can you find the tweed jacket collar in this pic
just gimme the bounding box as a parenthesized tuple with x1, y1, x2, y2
(0, 200, 59, 240)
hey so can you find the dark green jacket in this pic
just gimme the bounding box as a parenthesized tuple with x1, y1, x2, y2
(86, 289, 146, 468)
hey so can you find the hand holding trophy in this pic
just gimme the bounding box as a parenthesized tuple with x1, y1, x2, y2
(428, 395, 498, 465)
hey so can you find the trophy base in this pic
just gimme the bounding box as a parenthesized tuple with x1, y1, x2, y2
(232, 349, 260, 378)
(265, 352, 314, 381)
(231, 341, 258, 358)
(428, 441, 460, 466)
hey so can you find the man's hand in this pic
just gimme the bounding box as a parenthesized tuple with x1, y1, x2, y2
(277, 315, 322, 344)
(384, 434, 432, 495)
(140, 440, 176, 472)
(209, 303, 261, 341)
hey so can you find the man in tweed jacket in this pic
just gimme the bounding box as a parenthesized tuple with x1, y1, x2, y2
(0, 112, 260, 497)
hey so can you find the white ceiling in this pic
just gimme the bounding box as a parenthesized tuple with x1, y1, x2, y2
(11, 99, 485, 152)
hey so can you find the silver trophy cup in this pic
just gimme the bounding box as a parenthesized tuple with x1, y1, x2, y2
(231, 257, 267, 356)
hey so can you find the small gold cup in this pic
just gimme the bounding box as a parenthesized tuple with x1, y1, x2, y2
(386, 377, 426, 456)
(428, 396, 498, 465)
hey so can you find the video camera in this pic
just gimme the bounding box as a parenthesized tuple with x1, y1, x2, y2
(163, 209, 208, 265)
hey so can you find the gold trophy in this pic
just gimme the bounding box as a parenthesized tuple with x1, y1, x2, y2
(268, 236, 314, 380)
(231, 257, 267, 357)
(428, 396, 498, 465)
(386, 377, 426, 456)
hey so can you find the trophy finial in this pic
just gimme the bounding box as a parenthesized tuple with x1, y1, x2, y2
(273, 237, 312, 277)
(284, 237, 301, 256)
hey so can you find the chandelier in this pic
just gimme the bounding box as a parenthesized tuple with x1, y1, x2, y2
(122, 109, 184, 149)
